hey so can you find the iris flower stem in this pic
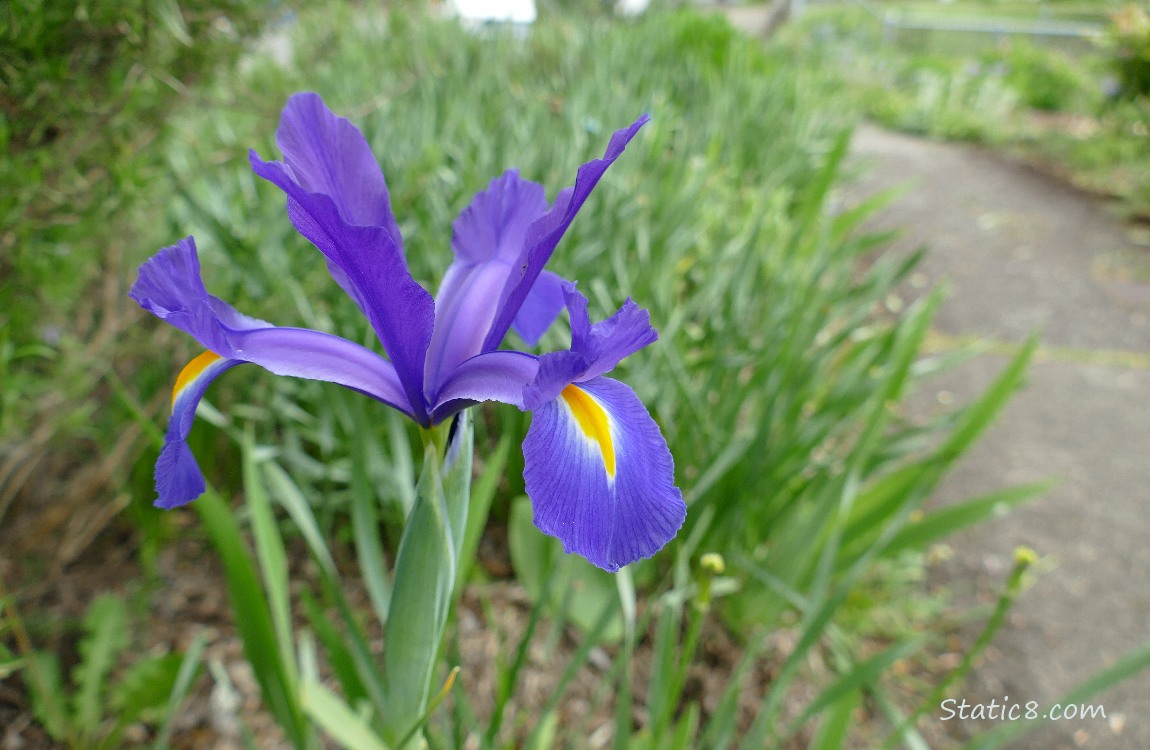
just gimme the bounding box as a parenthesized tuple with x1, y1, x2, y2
(422, 421, 450, 466)
(380, 412, 472, 748)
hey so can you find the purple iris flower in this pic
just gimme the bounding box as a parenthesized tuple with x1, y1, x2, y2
(130, 93, 685, 572)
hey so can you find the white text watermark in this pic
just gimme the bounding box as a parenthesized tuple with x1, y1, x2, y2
(939, 698, 1107, 722)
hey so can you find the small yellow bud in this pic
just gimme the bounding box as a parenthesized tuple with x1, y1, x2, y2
(700, 552, 725, 575)
(1013, 546, 1038, 566)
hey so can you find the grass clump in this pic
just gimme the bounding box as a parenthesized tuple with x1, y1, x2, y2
(0, 0, 273, 553)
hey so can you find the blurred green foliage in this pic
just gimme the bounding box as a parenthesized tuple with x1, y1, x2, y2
(782, 3, 1150, 217)
(0, 2, 275, 570)
(1107, 4, 1150, 97)
(0, 0, 271, 440)
(14, 593, 196, 750)
(994, 39, 1095, 110)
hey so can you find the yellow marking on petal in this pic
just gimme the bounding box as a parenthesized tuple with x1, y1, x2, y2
(561, 384, 616, 479)
(172, 350, 224, 407)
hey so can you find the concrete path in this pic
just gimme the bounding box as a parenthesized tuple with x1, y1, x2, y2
(846, 125, 1150, 749)
(713, 6, 1150, 746)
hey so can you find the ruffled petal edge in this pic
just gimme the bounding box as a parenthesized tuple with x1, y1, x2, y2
(522, 375, 684, 571)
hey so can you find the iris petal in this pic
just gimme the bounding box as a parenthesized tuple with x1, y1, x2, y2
(272, 95, 412, 352)
(426, 171, 551, 391)
(522, 284, 657, 410)
(512, 269, 566, 346)
(250, 95, 435, 423)
(130, 237, 267, 355)
(275, 93, 404, 242)
(481, 115, 650, 355)
(559, 384, 616, 478)
(522, 376, 685, 572)
(450, 169, 549, 265)
(130, 238, 414, 416)
(430, 350, 540, 419)
(564, 286, 658, 382)
(157, 352, 243, 508)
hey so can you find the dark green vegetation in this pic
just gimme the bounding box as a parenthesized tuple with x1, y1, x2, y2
(0, 0, 274, 558)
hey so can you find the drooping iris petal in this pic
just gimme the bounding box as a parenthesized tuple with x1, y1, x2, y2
(157, 351, 242, 508)
(250, 95, 435, 423)
(426, 171, 552, 391)
(131, 238, 414, 416)
(522, 284, 657, 409)
(481, 115, 650, 354)
(129, 237, 269, 355)
(230, 328, 414, 413)
(522, 376, 685, 572)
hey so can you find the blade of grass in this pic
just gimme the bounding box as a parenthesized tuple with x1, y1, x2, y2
(612, 567, 637, 750)
(964, 640, 1150, 750)
(300, 590, 368, 709)
(668, 703, 700, 750)
(482, 562, 558, 747)
(884, 549, 1037, 749)
(809, 689, 860, 750)
(241, 434, 298, 695)
(881, 481, 1051, 557)
(349, 403, 392, 625)
(784, 636, 925, 738)
(300, 680, 392, 750)
(150, 630, 208, 750)
(196, 489, 307, 746)
(73, 594, 130, 742)
(521, 598, 621, 749)
(457, 431, 511, 591)
(261, 460, 390, 723)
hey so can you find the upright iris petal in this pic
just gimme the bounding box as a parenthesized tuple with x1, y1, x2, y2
(481, 115, 650, 354)
(425, 170, 553, 393)
(250, 93, 436, 424)
(522, 283, 658, 409)
(133, 94, 683, 571)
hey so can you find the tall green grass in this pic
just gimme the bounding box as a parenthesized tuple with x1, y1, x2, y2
(0, 1, 275, 566)
(0, 0, 270, 434)
(117, 4, 1045, 747)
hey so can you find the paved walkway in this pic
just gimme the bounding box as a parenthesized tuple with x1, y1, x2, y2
(714, 7, 1150, 746)
(847, 125, 1150, 749)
